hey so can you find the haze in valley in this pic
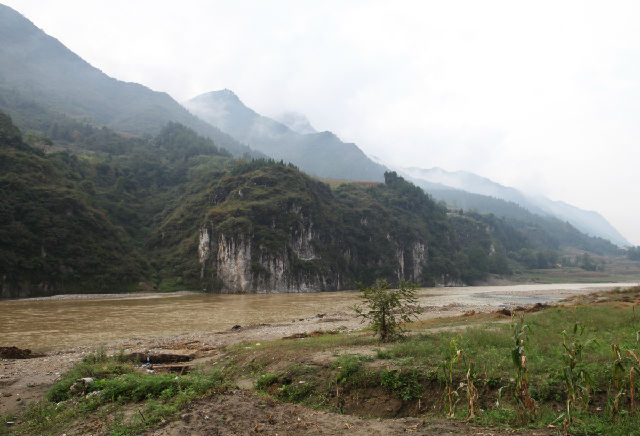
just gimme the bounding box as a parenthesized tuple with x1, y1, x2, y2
(5, 0, 639, 244)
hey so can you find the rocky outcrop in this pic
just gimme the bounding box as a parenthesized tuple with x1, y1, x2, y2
(215, 234, 252, 292)
(181, 166, 497, 294)
(198, 219, 434, 293)
(411, 242, 427, 283)
(199, 219, 339, 293)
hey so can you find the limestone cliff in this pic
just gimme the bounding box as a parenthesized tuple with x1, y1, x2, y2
(153, 163, 505, 293)
(190, 165, 461, 293)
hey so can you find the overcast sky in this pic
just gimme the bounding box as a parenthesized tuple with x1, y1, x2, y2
(5, 0, 640, 244)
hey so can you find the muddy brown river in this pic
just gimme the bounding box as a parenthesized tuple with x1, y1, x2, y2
(1, 283, 636, 352)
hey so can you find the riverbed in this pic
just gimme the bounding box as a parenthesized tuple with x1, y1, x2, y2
(1, 282, 635, 352)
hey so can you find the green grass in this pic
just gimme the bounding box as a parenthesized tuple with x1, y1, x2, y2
(2, 351, 228, 436)
(230, 291, 640, 433)
(6, 290, 640, 435)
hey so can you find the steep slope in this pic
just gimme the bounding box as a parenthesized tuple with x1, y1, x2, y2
(151, 163, 512, 292)
(2, 110, 623, 297)
(527, 196, 630, 248)
(0, 113, 148, 297)
(0, 4, 256, 157)
(403, 166, 630, 247)
(184, 90, 388, 181)
(408, 179, 619, 256)
(274, 111, 317, 134)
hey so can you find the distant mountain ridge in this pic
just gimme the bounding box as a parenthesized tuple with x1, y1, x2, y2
(184, 90, 388, 181)
(0, 4, 257, 157)
(0, 2, 628, 255)
(402, 166, 630, 247)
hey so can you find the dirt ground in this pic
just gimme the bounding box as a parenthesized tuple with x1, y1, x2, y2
(145, 389, 554, 436)
(0, 283, 627, 434)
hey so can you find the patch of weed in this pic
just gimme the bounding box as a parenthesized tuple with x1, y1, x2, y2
(380, 369, 424, 401)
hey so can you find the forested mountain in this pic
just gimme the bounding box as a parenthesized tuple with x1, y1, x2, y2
(0, 4, 629, 298)
(184, 90, 388, 181)
(0, 111, 625, 298)
(0, 113, 491, 296)
(408, 178, 619, 256)
(403, 166, 630, 247)
(0, 4, 256, 157)
(0, 112, 148, 295)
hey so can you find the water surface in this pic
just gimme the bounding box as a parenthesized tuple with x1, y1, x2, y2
(1, 282, 633, 351)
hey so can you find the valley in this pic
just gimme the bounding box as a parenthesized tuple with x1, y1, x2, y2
(1, 2, 640, 435)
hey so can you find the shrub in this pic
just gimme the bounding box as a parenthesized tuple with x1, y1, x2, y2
(353, 279, 419, 342)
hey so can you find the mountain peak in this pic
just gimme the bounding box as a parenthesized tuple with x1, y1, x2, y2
(195, 89, 242, 103)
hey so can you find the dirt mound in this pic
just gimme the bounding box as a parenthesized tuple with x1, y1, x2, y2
(0, 346, 42, 359)
(146, 390, 551, 436)
(282, 330, 339, 340)
(494, 303, 549, 317)
(124, 352, 194, 364)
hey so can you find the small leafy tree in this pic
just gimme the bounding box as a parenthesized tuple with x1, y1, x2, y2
(353, 279, 420, 342)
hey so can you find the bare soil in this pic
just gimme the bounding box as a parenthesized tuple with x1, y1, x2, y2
(144, 389, 553, 436)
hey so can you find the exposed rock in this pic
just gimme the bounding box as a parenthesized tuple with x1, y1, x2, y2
(138, 281, 157, 292)
(70, 377, 95, 395)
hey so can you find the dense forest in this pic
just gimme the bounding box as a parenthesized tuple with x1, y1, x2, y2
(0, 110, 627, 298)
(0, 3, 632, 298)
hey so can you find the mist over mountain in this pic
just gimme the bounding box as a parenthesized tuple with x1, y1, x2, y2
(403, 166, 630, 247)
(185, 90, 387, 181)
(274, 111, 317, 135)
(0, 2, 635, 300)
(0, 4, 256, 157)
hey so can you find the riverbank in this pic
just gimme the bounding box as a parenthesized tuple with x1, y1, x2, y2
(3, 285, 640, 435)
(1, 283, 637, 434)
(3, 283, 635, 353)
(11, 290, 198, 302)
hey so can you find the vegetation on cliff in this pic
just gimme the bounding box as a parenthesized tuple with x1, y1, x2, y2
(0, 111, 632, 297)
(0, 113, 148, 296)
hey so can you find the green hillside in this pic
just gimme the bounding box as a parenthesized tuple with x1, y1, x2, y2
(0, 113, 148, 297)
(0, 111, 631, 297)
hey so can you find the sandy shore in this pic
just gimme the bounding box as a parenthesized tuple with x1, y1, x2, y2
(12, 290, 197, 302)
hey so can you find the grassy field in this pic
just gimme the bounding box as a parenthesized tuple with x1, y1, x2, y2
(3, 287, 640, 435)
(511, 257, 640, 284)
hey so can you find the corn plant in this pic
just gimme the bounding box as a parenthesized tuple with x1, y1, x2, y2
(442, 335, 462, 418)
(560, 322, 595, 431)
(464, 355, 479, 420)
(609, 343, 627, 417)
(441, 335, 478, 420)
(511, 315, 534, 424)
(628, 349, 640, 413)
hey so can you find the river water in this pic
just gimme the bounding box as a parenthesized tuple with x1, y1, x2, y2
(1, 283, 635, 352)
